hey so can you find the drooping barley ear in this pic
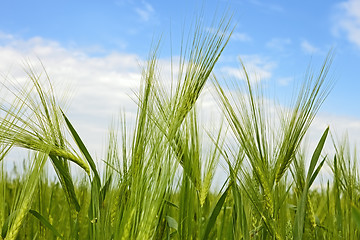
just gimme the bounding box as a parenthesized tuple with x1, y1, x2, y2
(49, 148, 90, 174)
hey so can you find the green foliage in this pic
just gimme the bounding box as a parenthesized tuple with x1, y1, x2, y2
(0, 14, 358, 240)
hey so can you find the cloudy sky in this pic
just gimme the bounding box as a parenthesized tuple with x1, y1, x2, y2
(0, 0, 359, 170)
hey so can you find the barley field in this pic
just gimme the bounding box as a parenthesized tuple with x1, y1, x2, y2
(0, 17, 359, 240)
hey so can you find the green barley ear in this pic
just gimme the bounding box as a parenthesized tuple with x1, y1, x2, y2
(164, 15, 233, 141)
(149, 15, 234, 194)
(200, 171, 214, 207)
(328, 133, 359, 237)
(214, 64, 278, 236)
(215, 51, 333, 239)
(275, 52, 333, 184)
(0, 63, 84, 220)
(200, 120, 225, 207)
(3, 152, 47, 240)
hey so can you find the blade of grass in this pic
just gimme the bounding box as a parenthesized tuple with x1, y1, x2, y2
(202, 184, 231, 240)
(61, 110, 99, 185)
(49, 155, 81, 212)
(293, 127, 329, 240)
(352, 204, 360, 230)
(29, 209, 63, 239)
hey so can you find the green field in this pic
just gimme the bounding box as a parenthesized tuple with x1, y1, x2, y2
(0, 17, 359, 240)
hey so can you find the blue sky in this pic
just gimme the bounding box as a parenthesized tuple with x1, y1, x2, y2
(0, 0, 359, 159)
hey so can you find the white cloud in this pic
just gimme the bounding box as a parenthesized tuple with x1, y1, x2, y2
(333, 0, 360, 48)
(231, 32, 252, 42)
(248, 0, 284, 13)
(307, 113, 360, 161)
(206, 28, 251, 42)
(0, 31, 14, 42)
(135, 1, 155, 22)
(266, 38, 291, 51)
(220, 55, 276, 82)
(300, 112, 360, 185)
(114, 0, 133, 7)
(301, 40, 320, 54)
(0, 34, 143, 156)
(277, 76, 293, 86)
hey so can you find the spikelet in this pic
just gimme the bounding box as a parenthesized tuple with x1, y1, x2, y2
(121, 209, 135, 240)
(5, 153, 46, 240)
(254, 165, 273, 215)
(199, 171, 212, 207)
(5, 197, 32, 240)
(110, 194, 120, 227)
(304, 195, 316, 239)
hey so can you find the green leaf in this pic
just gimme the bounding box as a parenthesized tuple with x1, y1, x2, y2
(100, 174, 112, 204)
(308, 157, 326, 187)
(231, 181, 249, 240)
(165, 216, 178, 231)
(1, 211, 17, 239)
(50, 155, 81, 212)
(294, 127, 329, 240)
(293, 187, 309, 240)
(306, 127, 329, 184)
(202, 184, 230, 240)
(352, 204, 360, 230)
(29, 209, 63, 239)
(61, 110, 101, 187)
